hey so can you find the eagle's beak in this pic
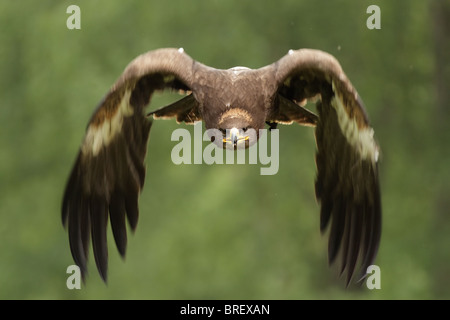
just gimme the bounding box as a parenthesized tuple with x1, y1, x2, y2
(230, 127, 239, 147)
(222, 127, 249, 149)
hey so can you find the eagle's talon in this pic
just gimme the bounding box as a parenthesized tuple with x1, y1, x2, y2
(266, 121, 278, 131)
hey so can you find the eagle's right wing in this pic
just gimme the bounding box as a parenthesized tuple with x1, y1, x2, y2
(62, 48, 201, 281)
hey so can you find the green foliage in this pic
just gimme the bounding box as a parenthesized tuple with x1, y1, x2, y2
(0, 0, 448, 299)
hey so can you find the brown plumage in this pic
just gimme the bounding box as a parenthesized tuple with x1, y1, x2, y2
(62, 48, 381, 285)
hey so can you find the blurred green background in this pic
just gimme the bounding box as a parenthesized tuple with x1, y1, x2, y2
(1, 0, 449, 299)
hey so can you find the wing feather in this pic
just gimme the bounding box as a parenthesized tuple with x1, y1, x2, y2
(62, 48, 200, 281)
(272, 49, 382, 285)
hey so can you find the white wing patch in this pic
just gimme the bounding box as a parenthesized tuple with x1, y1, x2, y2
(82, 90, 134, 157)
(331, 82, 379, 163)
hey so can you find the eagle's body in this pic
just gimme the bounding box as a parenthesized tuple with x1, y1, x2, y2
(62, 48, 381, 285)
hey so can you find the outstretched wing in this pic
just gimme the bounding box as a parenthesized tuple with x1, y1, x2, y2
(271, 49, 381, 285)
(61, 48, 200, 281)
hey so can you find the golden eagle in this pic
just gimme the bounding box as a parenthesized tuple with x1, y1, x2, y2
(62, 48, 381, 285)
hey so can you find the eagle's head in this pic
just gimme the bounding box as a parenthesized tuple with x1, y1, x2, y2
(211, 107, 260, 150)
(196, 66, 267, 150)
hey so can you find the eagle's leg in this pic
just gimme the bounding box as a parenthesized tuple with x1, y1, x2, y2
(266, 121, 278, 131)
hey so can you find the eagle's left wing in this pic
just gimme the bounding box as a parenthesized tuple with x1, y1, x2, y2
(269, 49, 381, 285)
